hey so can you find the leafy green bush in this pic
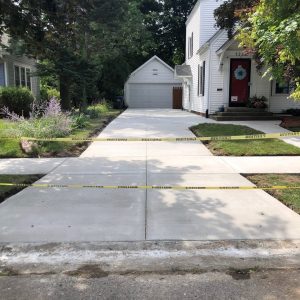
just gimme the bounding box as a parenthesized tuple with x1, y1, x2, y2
(40, 85, 60, 102)
(86, 102, 112, 119)
(72, 113, 89, 129)
(0, 87, 34, 117)
(247, 96, 268, 109)
(285, 109, 300, 116)
(2, 98, 74, 138)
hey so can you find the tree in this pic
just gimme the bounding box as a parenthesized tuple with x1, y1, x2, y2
(214, 0, 300, 100)
(140, 0, 198, 66)
(0, 0, 148, 108)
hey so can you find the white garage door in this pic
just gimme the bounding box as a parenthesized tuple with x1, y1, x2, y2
(128, 83, 175, 108)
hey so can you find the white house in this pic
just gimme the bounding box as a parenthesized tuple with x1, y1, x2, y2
(0, 34, 40, 99)
(125, 56, 181, 108)
(175, 0, 300, 117)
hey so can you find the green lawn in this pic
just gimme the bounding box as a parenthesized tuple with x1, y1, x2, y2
(246, 174, 300, 214)
(0, 120, 25, 158)
(190, 123, 300, 156)
(0, 110, 123, 158)
(0, 175, 42, 204)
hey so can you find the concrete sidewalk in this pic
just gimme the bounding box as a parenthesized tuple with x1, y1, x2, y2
(0, 109, 300, 243)
(0, 158, 67, 175)
(1, 156, 300, 175)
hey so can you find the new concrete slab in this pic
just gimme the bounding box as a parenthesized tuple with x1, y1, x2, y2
(221, 156, 300, 174)
(147, 155, 236, 174)
(0, 158, 66, 175)
(147, 173, 255, 187)
(51, 157, 146, 174)
(1, 109, 300, 244)
(147, 141, 212, 156)
(81, 142, 147, 157)
(147, 189, 300, 240)
(0, 174, 146, 243)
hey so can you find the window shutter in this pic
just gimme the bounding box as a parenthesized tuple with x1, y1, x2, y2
(202, 61, 206, 96)
(191, 33, 194, 56)
(198, 65, 201, 96)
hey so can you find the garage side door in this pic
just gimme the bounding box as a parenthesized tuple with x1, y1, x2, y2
(128, 83, 174, 108)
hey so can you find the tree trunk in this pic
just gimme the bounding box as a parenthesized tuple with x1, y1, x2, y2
(59, 74, 71, 111)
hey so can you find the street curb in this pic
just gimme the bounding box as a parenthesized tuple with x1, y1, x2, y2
(1, 240, 299, 275)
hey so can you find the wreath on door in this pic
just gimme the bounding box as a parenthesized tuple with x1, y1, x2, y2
(234, 65, 247, 81)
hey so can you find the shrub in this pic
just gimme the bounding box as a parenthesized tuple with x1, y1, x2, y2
(285, 109, 300, 116)
(247, 96, 268, 109)
(40, 85, 60, 102)
(1, 98, 74, 138)
(86, 101, 112, 119)
(72, 113, 89, 129)
(0, 87, 34, 117)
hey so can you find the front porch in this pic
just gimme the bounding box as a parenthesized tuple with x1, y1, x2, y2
(210, 107, 282, 121)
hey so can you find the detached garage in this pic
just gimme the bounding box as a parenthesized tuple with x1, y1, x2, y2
(124, 56, 182, 108)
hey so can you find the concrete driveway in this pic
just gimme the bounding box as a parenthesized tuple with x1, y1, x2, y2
(0, 109, 300, 243)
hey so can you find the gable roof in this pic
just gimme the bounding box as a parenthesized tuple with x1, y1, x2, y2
(197, 30, 224, 55)
(186, 0, 201, 24)
(129, 55, 174, 78)
(175, 65, 192, 78)
(216, 37, 237, 55)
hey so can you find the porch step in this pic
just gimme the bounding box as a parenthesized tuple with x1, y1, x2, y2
(217, 111, 274, 117)
(225, 107, 265, 113)
(210, 115, 282, 121)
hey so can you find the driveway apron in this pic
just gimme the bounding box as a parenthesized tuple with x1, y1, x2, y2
(0, 109, 300, 243)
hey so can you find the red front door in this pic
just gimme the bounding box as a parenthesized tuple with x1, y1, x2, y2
(229, 59, 251, 106)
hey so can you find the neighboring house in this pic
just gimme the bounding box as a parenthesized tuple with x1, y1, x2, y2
(0, 34, 40, 99)
(175, 0, 300, 116)
(125, 56, 182, 108)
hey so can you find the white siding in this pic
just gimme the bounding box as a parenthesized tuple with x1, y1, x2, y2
(125, 56, 181, 108)
(4, 54, 40, 99)
(270, 84, 300, 113)
(199, 0, 225, 47)
(184, 0, 226, 114)
(185, 6, 203, 112)
(127, 60, 178, 84)
(207, 31, 228, 113)
(208, 36, 271, 113)
(182, 81, 190, 110)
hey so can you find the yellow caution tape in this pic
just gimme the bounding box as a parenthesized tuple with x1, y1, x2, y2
(1, 183, 300, 190)
(0, 132, 299, 142)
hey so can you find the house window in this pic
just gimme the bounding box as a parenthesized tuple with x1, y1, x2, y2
(198, 61, 206, 96)
(275, 81, 290, 94)
(14, 65, 31, 90)
(188, 32, 194, 59)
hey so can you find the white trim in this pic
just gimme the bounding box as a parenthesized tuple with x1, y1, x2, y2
(186, 0, 201, 24)
(127, 56, 175, 81)
(216, 39, 236, 55)
(272, 80, 290, 96)
(13, 63, 32, 90)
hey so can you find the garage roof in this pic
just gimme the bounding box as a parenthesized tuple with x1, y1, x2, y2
(129, 55, 175, 78)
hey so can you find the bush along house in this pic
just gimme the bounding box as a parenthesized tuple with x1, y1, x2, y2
(175, 0, 300, 121)
(0, 34, 40, 100)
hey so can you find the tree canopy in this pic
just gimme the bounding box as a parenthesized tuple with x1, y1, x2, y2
(215, 0, 300, 100)
(140, 0, 198, 66)
(0, 0, 151, 108)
